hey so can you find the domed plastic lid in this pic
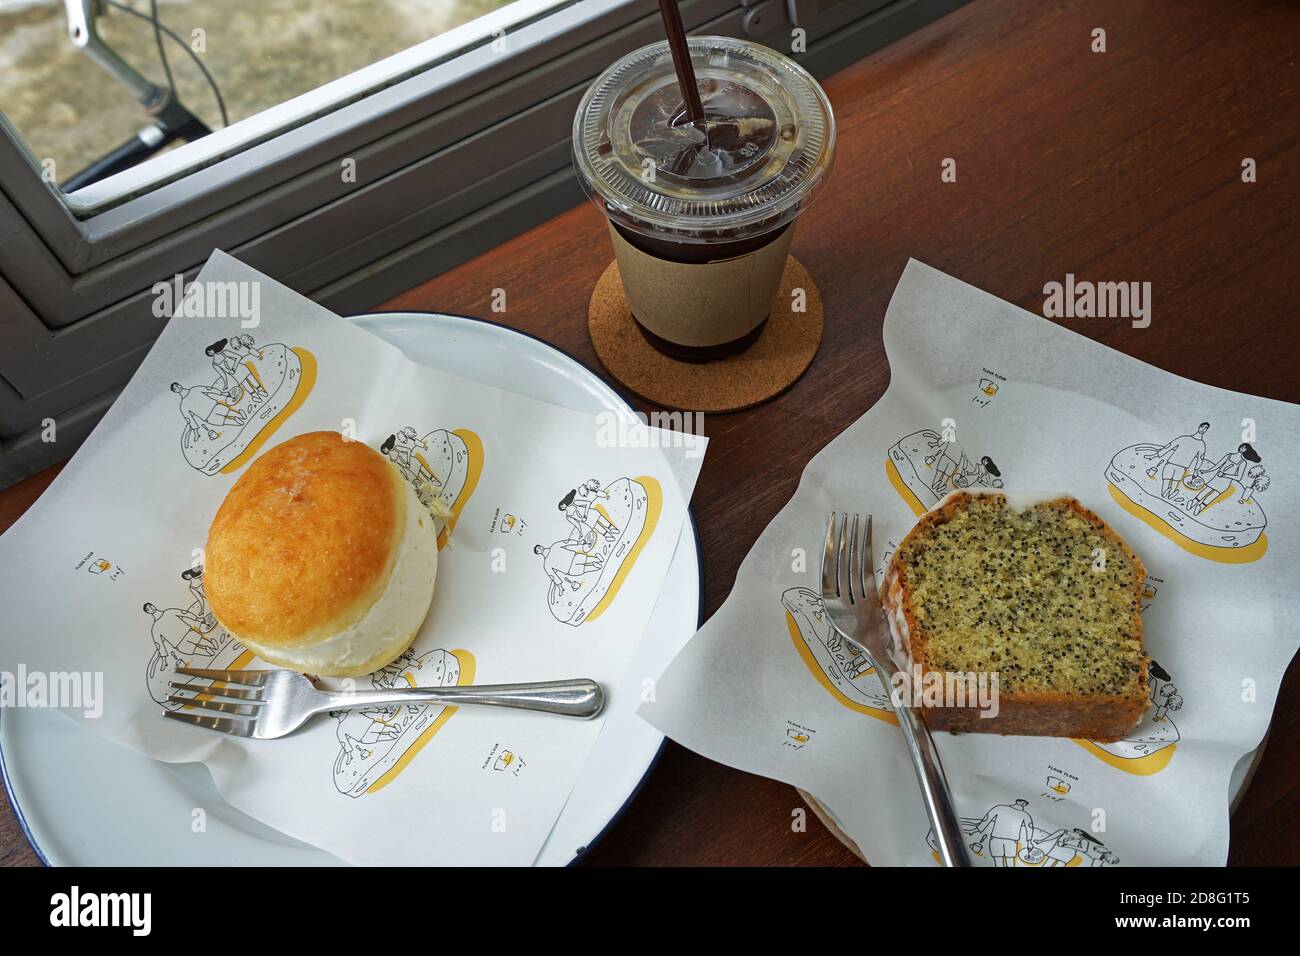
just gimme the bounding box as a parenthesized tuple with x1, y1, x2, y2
(573, 36, 835, 244)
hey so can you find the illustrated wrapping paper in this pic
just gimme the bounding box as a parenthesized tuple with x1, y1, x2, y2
(0, 250, 705, 866)
(641, 259, 1298, 866)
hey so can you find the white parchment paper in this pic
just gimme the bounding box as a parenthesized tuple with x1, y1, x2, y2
(0, 251, 705, 866)
(640, 259, 1297, 866)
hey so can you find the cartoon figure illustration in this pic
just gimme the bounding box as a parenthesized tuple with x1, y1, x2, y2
(1150, 661, 1184, 721)
(535, 476, 661, 627)
(1144, 421, 1210, 499)
(535, 541, 606, 586)
(171, 382, 245, 438)
(143, 564, 249, 706)
(780, 587, 894, 722)
(207, 334, 268, 405)
(1035, 829, 1115, 867)
(173, 336, 315, 476)
(1188, 443, 1266, 514)
(1107, 421, 1270, 562)
(926, 800, 1119, 867)
(379, 426, 482, 548)
(180, 565, 215, 628)
(143, 600, 219, 659)
(1075, 659, 1182, 775)
(969, 799, 1036, 867)
(331, 647, 475, 797)
(563, 479, 619, 547)
(887, 427, 1004, 515)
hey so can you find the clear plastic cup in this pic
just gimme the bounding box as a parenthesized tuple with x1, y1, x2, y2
(573, 36, 835, 361)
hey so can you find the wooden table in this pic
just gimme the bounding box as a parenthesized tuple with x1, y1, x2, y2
(2, 0, 1297, 866)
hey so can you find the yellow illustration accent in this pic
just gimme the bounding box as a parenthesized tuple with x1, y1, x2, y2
(886, 458, 927, 518)
(584, 476, 661, 624)
(242, 359, 266, 392)
(785, 611, 897, 726)
(430, 428, 483, 551)
(367, 648, 476, 794)
(219, 348, 317, 475)
(186, 649, 256, 705)
(1196, 485, 1236, 513)
(1107, 483, 1268, 564)
(1072, 737, 1177, 776)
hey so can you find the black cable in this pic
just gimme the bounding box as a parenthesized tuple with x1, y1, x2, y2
(107, 0, 228, 128)
(148, 0, 175, 92)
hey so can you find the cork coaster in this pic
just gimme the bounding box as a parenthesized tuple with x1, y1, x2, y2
(587, 256, 823, 412)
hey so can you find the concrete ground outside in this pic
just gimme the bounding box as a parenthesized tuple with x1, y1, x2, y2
(0, 0, 511, 185)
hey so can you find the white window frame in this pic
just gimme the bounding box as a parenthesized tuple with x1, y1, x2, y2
(0, 0, 970, 485)
(62, 0, 580, 212)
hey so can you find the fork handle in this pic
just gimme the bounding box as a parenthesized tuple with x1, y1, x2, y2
(320, 679, 604, 719)
(892, 702, 974, 867)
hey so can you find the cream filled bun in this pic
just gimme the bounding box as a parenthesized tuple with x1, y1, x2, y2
(205, 431, 438, 677)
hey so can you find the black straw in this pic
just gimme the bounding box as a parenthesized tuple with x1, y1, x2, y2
(657, 0, 705, 124)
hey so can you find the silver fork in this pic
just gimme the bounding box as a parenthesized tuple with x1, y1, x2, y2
(821, 513, 972, 867)
(163, 667, 604, 739)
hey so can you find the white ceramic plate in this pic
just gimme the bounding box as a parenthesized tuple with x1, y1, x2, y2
(0, 312, 702, 866)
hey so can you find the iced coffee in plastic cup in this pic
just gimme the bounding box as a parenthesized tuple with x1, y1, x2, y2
(573, 36, 835, 362)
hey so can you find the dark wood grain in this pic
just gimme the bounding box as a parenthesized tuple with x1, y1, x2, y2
(2, 0, 1296, 866)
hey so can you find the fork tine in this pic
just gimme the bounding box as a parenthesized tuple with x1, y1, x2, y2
(836, 513, 849, 599)
(175, 667, 269, 686)
(164, 708, 257, 737)
(847, 514, 860, 603)
(167, 694, 261, 716)
(168, 680, 263, 700)
(821, 512, 838, 598)
(861, 514, 874, 604)
(863, 515, 883, 613)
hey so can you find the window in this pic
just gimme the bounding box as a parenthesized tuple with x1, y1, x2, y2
(0, 0, 969, 484)
(3, 0, 572, 207)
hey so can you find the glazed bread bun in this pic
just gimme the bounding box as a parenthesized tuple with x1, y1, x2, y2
(205, 431, 438, 677)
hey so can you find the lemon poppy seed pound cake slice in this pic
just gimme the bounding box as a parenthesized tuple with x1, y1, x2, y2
(881, 492, 1149, 741)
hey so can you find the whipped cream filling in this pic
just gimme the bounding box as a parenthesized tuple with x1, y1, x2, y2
(235, 481, 438, 673)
